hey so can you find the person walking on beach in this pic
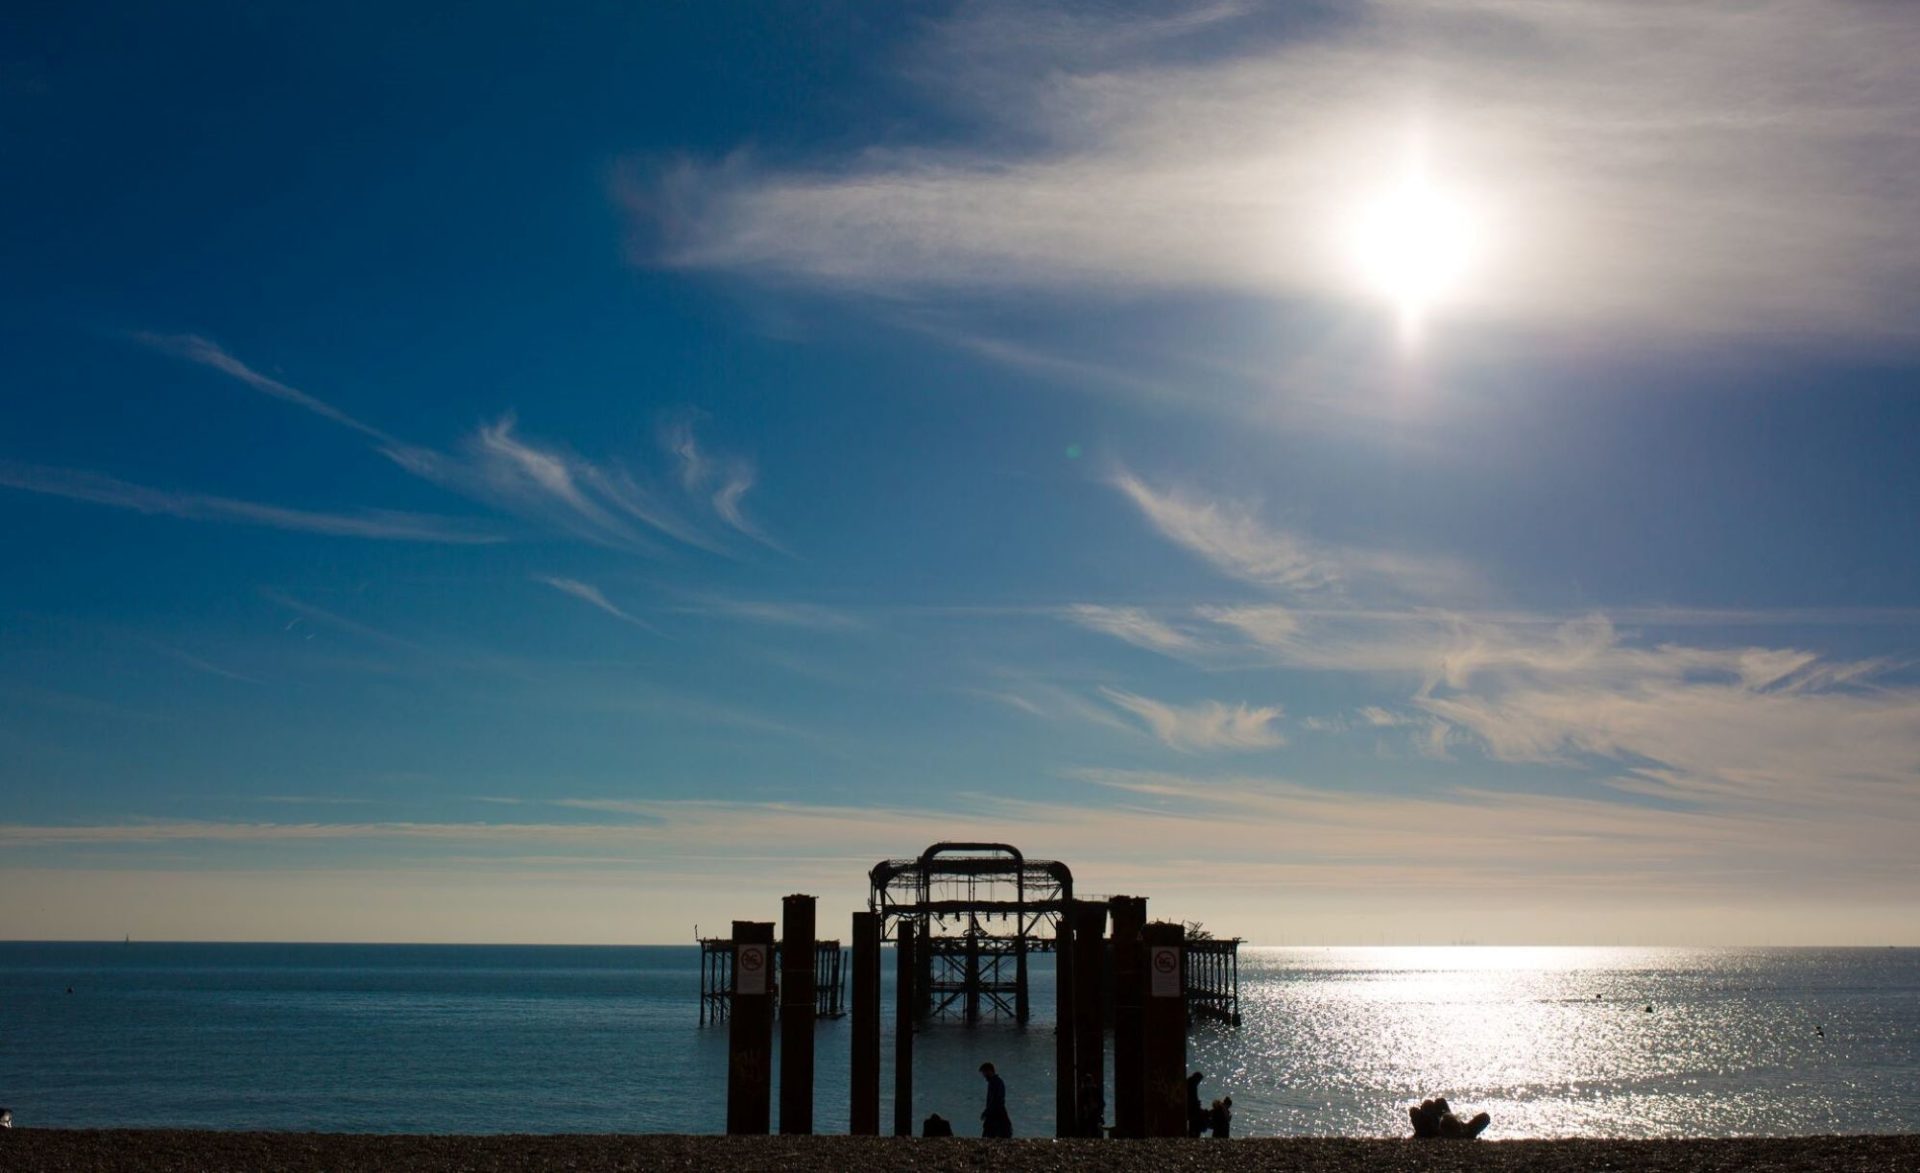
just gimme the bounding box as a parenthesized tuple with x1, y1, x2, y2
(979, 1062, 1013, 1138)
(1187, 1070, 1208, 1137)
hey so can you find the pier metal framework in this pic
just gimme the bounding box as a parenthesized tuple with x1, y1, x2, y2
(698, 938, 845, 1024)
(1185, 936, 1243, 1025)
(868, 841, 1073, 1024)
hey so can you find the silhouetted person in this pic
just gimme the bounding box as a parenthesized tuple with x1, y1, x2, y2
(979, 1062, 1012, 1138)
(1409, 1096, 1490, 1139)
(1209, 1096, 1233, 1138)
(1186, 1070, 1207, 1137)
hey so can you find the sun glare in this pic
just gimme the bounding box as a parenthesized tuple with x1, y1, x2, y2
(1351, 175, 1480, 332)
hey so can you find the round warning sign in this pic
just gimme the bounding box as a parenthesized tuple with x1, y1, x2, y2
(1149, 945, 1181, 997)
(736, 944, 769, 996)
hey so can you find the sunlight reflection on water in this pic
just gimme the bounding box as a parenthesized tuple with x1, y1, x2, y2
(1195, 946, 1917, 1137)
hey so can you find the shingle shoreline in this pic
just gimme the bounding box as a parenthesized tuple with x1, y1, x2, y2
(2, 1131, 1917, 1172)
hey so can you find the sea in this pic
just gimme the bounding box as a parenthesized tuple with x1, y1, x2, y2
(2, 943, 1916, 1138)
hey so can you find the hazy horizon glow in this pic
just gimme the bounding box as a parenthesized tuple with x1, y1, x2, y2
(2, 1, 1917, 945)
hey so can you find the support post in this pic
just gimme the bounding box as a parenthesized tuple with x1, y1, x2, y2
(965, 927, 981, 1024)
(779, 895, 816, 1135)
(1070, 900, 1107, 1137)
(850, 911, 881, 1135)
(1015, 930, 1030, 1024)
(1109, 895, 1147, 1138)
(1141, 921, 1187, 1138)
(893, 918, 915, 1137)
(726, 919, 776, 1134)
(1054, 915, 1075, 1137)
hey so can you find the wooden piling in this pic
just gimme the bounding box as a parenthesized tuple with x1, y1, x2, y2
(893, 918, 915, 1137)
(725, 919, 776, 1134)
(850, 911, 881, 1136)
(1070, 900, 1107, 1137)
(1054, 915, 1075, 1137)
(779, 895, 816, 1135)
(1141, 921, 1186, 1138)
(1108, 895, 1147, 1138)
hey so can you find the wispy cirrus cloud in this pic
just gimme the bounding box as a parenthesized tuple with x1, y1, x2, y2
(141, 640, 259, 684)
(674, 597, 860, 631)
(639, 0, 1920, 342)
(1112, 469, 1474, 602)
(1070, 472, 1920, 853)
(388, 416, 725, 556)
(536, 576, 654, 631)
(1100, 687, 1285, 752)
(133, 333, 398, 443)
(0, 461, 501, 544)
(1195, 599, 1920, 809)
(137, 334, 774, 557)
(1063, 603, 1208, 656)
(662, 417, 780, 550)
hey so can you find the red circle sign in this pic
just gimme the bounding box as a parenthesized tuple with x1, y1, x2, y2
(1153, 949, 1177, 974)
(740, 948, 764, 971)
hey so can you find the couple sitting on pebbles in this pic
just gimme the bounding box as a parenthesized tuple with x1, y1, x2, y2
(1409, 1096, 1491, 1139)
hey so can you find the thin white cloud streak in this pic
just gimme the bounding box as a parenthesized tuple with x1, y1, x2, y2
(133, 333, 398, 444)
(0, 461, 502, 544)
(975, 682, 1134, 736)
(1063, 604, 1208, 656)
(1100, 687, 1285, 752)
(141, 334, 766, 556)
(0, 820, 668, 846)
(675, 598, 860, 631)
(141, 640, 259, 684)
(536, 576, 655, 631)
(1112, 470, 1474, 602)
(644, 0, 1920, 341)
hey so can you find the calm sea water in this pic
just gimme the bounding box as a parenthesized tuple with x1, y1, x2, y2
(2, 943, 1915, 1137)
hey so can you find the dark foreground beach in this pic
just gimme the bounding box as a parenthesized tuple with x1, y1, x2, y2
(3, 1132, 1917, 1172)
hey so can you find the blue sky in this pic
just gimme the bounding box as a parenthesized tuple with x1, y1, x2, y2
(4, 1, 1918, 943)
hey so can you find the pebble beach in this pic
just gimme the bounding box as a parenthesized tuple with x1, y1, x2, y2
(4, 1132, 1918, 1172)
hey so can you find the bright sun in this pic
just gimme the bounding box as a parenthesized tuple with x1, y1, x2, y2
(1351, 176, 1479, 327)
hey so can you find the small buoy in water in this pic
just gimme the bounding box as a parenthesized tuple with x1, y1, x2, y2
(66, 987, 73, 995)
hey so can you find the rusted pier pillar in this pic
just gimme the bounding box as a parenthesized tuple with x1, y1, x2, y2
(1070, 900, 1107, 1136)
(1054, 915, 1074, 1136)
(779, 895, 816, 1134)
(1109, 895, 1147, 1137)
(726, 919, 775, 1134)
(1141, 921, 1187, 1137)
(893, 918, 915, 1136)
(850, 911, 881, 1135)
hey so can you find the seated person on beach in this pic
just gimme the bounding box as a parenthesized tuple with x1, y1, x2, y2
(1209, 1096, 1232, 1138)
(1408, 1096, 1490, 1139)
